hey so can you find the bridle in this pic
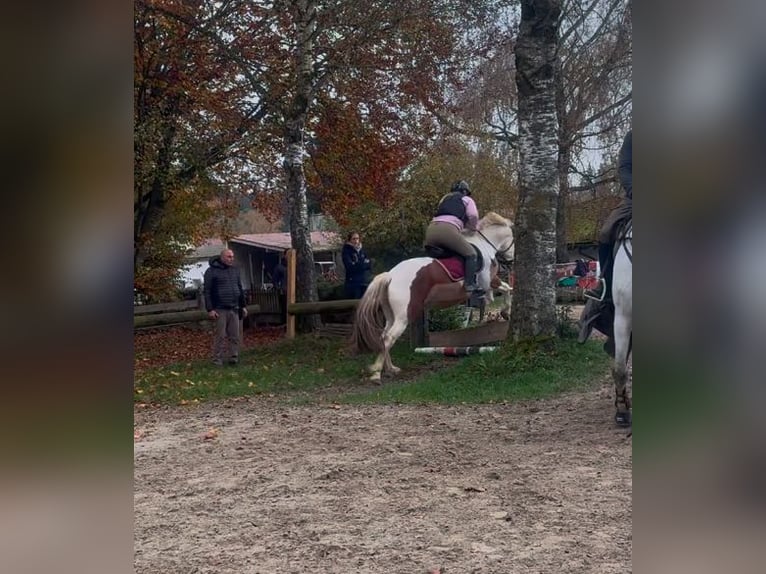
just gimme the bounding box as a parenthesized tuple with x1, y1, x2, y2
(477, 228, 515, 264)
(616, 220, 632, 264)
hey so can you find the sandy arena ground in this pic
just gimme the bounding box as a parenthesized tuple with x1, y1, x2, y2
(135, 374, 632, 574)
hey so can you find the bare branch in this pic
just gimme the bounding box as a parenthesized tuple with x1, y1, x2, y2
(574, 90, 631, 132)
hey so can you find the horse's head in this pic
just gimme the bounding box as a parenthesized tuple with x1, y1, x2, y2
(478, 212, 515, 263)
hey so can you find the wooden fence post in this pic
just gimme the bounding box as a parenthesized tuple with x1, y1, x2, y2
(410, 308, 428, 348)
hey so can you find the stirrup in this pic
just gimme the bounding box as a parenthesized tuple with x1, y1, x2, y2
(583, 278, 606, 302)
(466, 289, 486, 308)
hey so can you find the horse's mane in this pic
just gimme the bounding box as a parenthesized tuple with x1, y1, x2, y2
(478, 211, 512, 229)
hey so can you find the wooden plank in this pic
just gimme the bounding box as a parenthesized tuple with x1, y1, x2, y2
(134, 304, 260, 329)
(287, 299, 359, 314)
(134, 299, 200, 315)
(427, 320, 509, 348)
(317, 323, 353, 338)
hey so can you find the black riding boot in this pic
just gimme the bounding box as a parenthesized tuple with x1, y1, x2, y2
(584, 242, 612, 301)
(463, 255, 485, 308)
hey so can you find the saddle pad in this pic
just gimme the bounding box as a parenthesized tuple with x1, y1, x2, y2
(434, 257, 465, 281)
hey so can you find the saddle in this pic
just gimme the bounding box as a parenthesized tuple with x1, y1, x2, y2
(423, 244, 484, 282)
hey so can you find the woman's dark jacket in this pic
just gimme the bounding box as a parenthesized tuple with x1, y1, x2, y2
(342, 243, 371, 287)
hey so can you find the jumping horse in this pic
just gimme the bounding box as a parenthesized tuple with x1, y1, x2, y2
(611, 220, 632, 426)
(351, 212, 515, 381)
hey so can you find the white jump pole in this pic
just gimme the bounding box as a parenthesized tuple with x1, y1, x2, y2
(414, 346, 499, 356)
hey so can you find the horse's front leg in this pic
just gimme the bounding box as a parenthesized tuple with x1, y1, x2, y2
(498, 281, 512, 320)
(612, 313, 632, 427)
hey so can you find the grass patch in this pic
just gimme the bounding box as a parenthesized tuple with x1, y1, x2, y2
(134, 332, 610, 407)
(338, 337, 610, 405)
(134, 335, 445, 405)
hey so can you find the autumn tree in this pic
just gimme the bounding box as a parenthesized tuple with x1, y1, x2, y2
(437, 0, 631, 261)
(267, 0, 507, 330)
(134, 0, 275, 298)
(554, 0, 632, 260)
(341, 138, 518, 270)
(510, 0, 562, 341)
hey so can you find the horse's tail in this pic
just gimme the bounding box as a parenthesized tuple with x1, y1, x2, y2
(350, 272, 391, 354)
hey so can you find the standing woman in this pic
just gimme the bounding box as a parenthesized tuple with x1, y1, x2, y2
(342, 232, 371, 299)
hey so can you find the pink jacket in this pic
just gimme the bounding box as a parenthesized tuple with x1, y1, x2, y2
(431, 195, 479, 231)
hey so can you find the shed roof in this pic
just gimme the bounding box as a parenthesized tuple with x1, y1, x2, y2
(230, 231, 341, 252)
(186, 238, 225, 260)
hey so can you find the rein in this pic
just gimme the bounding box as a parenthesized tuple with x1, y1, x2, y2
(476, 229, 514, 262)
(616, 221, 632, 264)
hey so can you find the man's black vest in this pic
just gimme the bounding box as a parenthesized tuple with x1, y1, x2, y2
(434, 192, 467, 222)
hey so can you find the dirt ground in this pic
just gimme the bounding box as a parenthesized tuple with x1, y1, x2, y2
(134, 372, 632, 574)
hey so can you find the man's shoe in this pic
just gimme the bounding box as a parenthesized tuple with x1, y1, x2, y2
(228, 357, 239, 365)
(212, 358, 224, 366)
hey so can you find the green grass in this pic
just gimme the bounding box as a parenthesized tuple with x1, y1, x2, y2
(338, 337, 609, 404)
(135, 333, 610, 407)
(134, 335, 445, 405)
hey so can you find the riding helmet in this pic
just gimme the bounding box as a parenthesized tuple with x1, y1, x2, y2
(451, 180, 471, 196)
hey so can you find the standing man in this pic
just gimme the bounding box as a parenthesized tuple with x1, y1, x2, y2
(203, 248, 248, 365)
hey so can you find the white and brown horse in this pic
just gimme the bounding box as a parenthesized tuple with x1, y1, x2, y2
(351, 212, 514, 381)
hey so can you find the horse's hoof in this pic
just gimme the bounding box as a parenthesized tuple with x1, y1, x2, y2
(615, 411, 632, 427)
(369, 372, 382, 383)
(388, 366, 401, 375)
(500, 311, 510, 321)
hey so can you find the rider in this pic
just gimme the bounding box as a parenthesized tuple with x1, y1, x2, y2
(424, 180, 485, 307)
(584, 129, 632, 301)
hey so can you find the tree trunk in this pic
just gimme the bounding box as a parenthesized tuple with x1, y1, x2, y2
(554, 36, 570, 264)
(510, 0, 562, 342)
(134, 97, 181, 271)
(556, 141, 571, 263)
(283, 0, 320, 332)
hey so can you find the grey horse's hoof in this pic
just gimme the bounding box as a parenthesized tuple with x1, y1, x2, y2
(500, 310, 510, 321)
(615, 410, 632, 427)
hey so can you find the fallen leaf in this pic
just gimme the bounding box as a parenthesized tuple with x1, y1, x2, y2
(202, 428, 220, 440)
(463, 486, 486, 493)
(134, 326, 284, 375)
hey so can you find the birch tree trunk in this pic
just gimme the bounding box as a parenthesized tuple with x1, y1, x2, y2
(556, 138, 572, 263)
(510, 0, 562, 341)
(283, 0, 320, 332)
(554, 52, 569, 263)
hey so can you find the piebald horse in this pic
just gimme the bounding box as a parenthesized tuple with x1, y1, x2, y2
(351, 212, 515, 381)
